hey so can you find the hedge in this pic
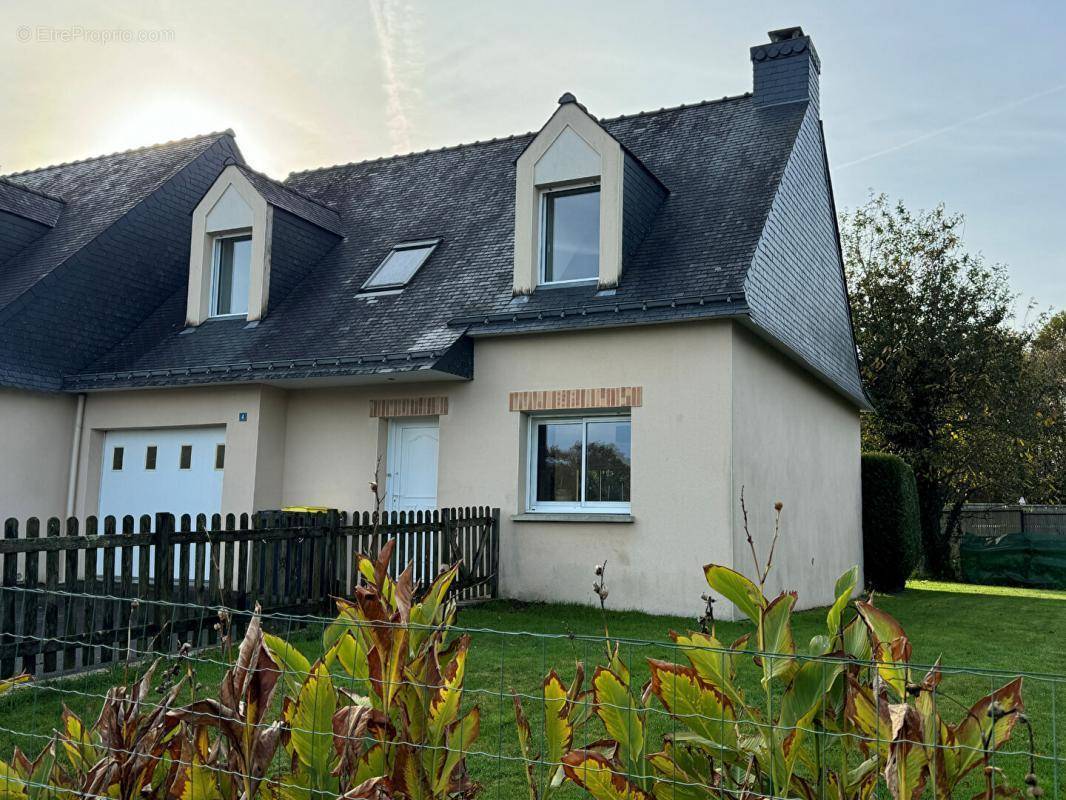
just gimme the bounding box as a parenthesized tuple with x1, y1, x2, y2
(861, 452, 922, 592)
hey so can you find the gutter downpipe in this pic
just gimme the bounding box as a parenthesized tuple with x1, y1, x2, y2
(65, 394, 86, 518)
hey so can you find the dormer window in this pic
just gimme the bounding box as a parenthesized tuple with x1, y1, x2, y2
(210, 233, 252, 317)
(362, 239, 439, 292)
(540, 185, 599, 285)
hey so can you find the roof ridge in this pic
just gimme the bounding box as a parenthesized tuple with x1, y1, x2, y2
(286, 129, 538, 179)
(598, 91, 752, 123)
(234, 162, 339, 216)
(0, 175, 66, 204)
(286, 92, 754, 179)
(1, 130, 235, 178)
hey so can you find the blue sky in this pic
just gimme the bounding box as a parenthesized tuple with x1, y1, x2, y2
(2, 1, 1063, 316)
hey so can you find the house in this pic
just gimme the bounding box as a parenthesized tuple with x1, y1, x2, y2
(0, 27, 865, 616)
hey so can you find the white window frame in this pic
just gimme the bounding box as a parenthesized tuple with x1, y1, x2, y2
(537, 182, 600, 287)
(526, 413, 631, 513)
(209, 231, 252, 319)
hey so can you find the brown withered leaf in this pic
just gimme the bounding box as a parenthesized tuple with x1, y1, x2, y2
(884, 702, 928, 800)
(338, 776, 394, 799)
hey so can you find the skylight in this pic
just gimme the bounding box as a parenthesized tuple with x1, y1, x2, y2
(362, 239, 439, 291)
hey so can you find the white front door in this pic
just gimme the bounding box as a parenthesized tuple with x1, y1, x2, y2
(98, 426, 226, 521)
(386, 418, 439, 512)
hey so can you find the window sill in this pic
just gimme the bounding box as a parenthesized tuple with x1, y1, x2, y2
(512, 512, 634, 524)
(535, 278, 598, 291)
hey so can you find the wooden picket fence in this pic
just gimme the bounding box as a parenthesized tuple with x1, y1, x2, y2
(0, 506, 499, 679)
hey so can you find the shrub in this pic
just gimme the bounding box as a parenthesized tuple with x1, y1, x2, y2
(862, 451, 922, 591)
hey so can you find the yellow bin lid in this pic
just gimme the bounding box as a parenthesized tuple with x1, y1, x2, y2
(281, 506, 332, 513)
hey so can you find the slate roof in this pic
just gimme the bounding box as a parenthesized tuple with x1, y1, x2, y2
(0, 132, 236, 311)
(0, 178, 64, 227)
(234, 164, 344, 235)
(2, 91, 865, 407)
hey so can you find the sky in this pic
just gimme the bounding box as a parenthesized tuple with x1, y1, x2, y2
(2, 1, 1064, 318)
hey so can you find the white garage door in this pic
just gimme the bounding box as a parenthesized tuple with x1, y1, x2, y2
(98, 427, 226, 522)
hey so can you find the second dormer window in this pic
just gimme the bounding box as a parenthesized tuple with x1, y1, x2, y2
(541, 185, 599, 285)
(211, 233, 252, 317)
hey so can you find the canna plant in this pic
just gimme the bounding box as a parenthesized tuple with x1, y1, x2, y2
(511, 664, 601, 800)
(317, 539, 482, 799)
(171, 605, 285, 800)
(845, 601, 1030, 799)
(559, 497, 1033, 800)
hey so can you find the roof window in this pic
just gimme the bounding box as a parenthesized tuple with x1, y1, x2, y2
(361, 239, 439, 291)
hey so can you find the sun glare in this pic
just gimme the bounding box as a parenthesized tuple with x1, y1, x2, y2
(108, 95, 227, 150)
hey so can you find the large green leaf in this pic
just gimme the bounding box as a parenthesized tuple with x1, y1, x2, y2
(647, 660, 737, 750)
(410, 563, 459, 650)
(647, 741, 716, 800)
(428, 639, 469, 744)
(592, 667, 645, 782)
(264, 633, 312, 698)
(0, 762, 26, 800)
(562, 752, 653, 800)
(774, 657, 845, 790)
(330, 632, 370, 690)
(855, 601, 911, 698)
(670, 632, 744, 707)
(58, 707, 95, 774)
(826, 566, 858, 637)
(289, 662, 338, 789)
(510, 693, 539, 800)
(703, 565, 765, 623)
(758, 592, 797, 685)
(949, 677, 1024, 785)
(350, 744, 386, 789)
(434, 707, 480, 794)
(543, 671, 573, 765)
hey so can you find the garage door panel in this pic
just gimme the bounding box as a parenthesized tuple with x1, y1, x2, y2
(99, 426, 225, 521)
(98, 427, 225, 581)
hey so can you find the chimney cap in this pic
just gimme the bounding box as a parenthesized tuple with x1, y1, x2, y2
(558, 92, 578, 105)
(767, 26, 805, 42)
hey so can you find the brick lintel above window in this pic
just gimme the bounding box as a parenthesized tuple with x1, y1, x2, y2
(370, 396, 449, 418)
(509, 386, 643, 412)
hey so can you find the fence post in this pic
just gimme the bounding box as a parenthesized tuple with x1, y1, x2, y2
(490, 508, 501, 599)
(154, 513, 174, 638)
(1019, 508, 1026, 534)
(325, 509, 340, 609)
(1, 520, 18, 678)
(440, 508, 452, 567)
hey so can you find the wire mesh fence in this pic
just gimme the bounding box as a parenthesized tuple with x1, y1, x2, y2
(0, 577, 1059, 800)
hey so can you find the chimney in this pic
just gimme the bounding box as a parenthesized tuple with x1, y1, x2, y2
(750, 26, 820, 112)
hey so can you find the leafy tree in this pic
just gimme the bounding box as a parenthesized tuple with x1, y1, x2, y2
(841, 195, 1051, 577)
(1026, 310, 1066, 499)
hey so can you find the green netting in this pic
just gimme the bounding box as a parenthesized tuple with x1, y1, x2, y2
(961, 531, 1066, 588)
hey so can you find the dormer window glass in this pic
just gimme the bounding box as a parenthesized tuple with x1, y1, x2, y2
(540, 185, 599, 285)
(211, 233, 252, 317)
(362, 239, 439, 292)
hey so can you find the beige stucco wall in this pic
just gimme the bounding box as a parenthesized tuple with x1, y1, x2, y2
(72, 384, 282, 517)
(442, 323, 734, 617)
(0, 388, 77, 520)
(281, 390, 381, 508)
(729, 324, 863, 612)
(8, 318, 862, 619)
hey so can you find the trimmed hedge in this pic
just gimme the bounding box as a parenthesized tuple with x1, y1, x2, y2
(861, 452, 922, 592)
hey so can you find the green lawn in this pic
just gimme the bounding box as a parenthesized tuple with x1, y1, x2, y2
(0, 581, 1062, 799)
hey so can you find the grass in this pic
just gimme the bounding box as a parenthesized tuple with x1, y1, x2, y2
(0, 580, 1062, 799)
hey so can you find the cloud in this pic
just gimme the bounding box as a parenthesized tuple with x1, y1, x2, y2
(368, 0, 423, 154)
